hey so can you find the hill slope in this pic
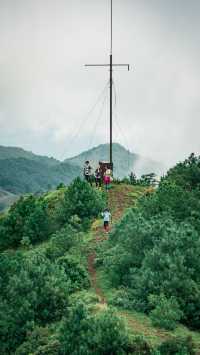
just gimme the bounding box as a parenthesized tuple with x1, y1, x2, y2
(66, 143, 165, 178)
(0, 189, 18, 212)
(0, 158, 81, 196)
(0, 146, 81, 205)
(0, 145, 58, 166)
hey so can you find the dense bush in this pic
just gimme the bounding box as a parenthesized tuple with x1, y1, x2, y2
(15, 327, 60, 355)
(103, 154, 200, 330)
(149, 294, 183, 330)
(157, 336, 195, 355)
(0, 195, 50, 249)
(0, 250, 70, 354)
(62, 177, 106, 230)
(164, 153, 200, 191)
(0, 177, 106, 250)
(57, 255, 90, 292)
(44, 224, 80, 261)
(59, 302, 136, 355)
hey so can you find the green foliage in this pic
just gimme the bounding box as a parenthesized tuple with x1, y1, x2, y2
(0, 251, 70, 354)
(149, 294, 183, 330)
(44, 224, 79, 261)
(57, 182, 66, 189)
(59, 302, 132, 355)
(129, 172, 137, 185)
(129, 336, 152, 355)
(0, 155, 80, 195)
(0, 176, 104, 250)
(57, 255, 90, 292)
(62, 177, 106, 230)
(164, 153, 200, 190)
(157, 336, 195, 355)
(138, 173, 157, 187)
(0, 195, 50, 249)
(0, 172, 107, 352)
(15, 327, 60, 355)
(103, 154, 200, 330)
(108, 288, 133, 309)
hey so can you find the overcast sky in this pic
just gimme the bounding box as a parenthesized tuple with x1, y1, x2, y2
(0, 0, 199, 166)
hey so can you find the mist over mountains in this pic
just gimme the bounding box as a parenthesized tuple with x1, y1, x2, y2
(66, 143, 165, 178)
(0, 143, 165, 211)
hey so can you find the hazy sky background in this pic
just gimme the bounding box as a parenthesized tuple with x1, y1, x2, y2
(0, 0, 199, 166)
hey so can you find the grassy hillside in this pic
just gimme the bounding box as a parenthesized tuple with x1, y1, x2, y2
(66, 143, 165, 178)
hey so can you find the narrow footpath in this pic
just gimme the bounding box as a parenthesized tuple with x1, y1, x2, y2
(87, 184, 143, 304)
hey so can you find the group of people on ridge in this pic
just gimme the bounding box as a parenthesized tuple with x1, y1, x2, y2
(83, 160, 112, 232)
(83, 160, 112, 191)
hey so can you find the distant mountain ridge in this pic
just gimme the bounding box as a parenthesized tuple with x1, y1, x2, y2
(0, 146, 81, 205)
(0, 145, 59, 166)
(0, 143, 165, 211)
(66, 143, 165, 178)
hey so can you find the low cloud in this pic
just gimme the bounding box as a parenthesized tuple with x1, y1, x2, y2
(0, 0, 199, 167)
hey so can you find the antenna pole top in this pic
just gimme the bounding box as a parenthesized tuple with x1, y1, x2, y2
(84, 0, 131, 169)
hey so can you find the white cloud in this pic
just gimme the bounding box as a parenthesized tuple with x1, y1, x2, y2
(0, 0, 199, 166)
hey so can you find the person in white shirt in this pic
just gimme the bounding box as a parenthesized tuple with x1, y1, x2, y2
(102, 208, 112, 232)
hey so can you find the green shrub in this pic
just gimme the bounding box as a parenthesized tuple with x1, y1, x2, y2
(57, 255, 90, 292)
(15, 326, 61, 355)
(157, 336, 195, 355)
(59, 302, 132, 355)
(149, 294, 183, 330)
(129, 336, 152, 354)
(108, 288, 133, 309)
(104, 199, 200, 329)
(0, 195, 50, 249)
(0, 251, 70, 353)
(62, 177, 106, 230)
(44, 224, 79, 261)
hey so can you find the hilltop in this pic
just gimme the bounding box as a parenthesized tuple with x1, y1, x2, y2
(66, 143, 165, 178)
(0, 143, 164, 211)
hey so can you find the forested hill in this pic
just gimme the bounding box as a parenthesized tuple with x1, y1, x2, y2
(0, 143, 164, 208)
(0, 146, 81, 200)
(66, 143, 165, 178)
(0, 145, 58, 166)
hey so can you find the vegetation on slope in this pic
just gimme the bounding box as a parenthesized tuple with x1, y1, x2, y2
(0, 189, 18, 212)
(0, 158, 81, 196)
(98, 153, 200, 334)
(0, 154, 200, 354)
(0, 145, 59, 166)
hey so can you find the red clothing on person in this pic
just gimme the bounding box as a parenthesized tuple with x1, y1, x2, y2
(103, 175, 111, 184)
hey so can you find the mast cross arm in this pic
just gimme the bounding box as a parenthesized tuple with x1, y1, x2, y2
(85, 64, 130, 71)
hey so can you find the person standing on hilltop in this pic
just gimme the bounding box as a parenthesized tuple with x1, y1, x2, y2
(95, 166, 102, 188)
(103, 168, 112, 191)
(83, 160, 92, 186)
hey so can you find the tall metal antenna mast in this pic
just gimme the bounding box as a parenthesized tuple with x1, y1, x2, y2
(85, 0, 130, 170)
